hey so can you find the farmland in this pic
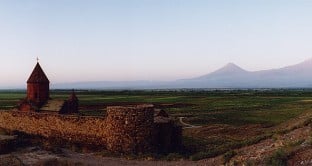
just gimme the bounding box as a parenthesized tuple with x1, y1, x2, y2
(1, 89, 312, 164)
(2, 89, 311, 126)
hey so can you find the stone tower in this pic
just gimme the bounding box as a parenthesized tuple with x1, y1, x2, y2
(26, 62, 50, 107)
(67, 90, 79, 112)
(60, 90, 79, 114)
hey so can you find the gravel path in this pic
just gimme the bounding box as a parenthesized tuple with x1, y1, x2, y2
(178, 117, 202, 129)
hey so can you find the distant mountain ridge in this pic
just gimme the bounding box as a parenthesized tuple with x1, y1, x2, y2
(183, 58, 312, 88)
(52, 58, 312, 89)
(197, 63, 249, 79)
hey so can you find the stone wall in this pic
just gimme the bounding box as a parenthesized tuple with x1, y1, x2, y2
(106, 105, 154, 153)
(0, 111, 108, 147)
(0, 105, 181, 154)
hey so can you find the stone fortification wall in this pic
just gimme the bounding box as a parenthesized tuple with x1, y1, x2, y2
(106, 105, 154, 153)
(0, 111, 108, 147)
(0, 105, 169, 154)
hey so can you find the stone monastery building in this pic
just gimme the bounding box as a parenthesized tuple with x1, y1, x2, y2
(19, 62, 78, 114)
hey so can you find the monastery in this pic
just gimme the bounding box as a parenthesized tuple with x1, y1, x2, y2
(0, 62, 181, 154)
(19, 62, 79, 114)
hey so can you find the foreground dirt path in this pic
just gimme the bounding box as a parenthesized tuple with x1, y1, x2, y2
(1, 148, 202, 166)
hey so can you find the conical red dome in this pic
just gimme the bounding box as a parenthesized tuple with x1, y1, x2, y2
(68, 90, 78, 101)
(27, 63, 50, 83)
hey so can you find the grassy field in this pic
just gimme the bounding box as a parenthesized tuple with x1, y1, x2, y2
(3, 89, 309, 126)
(1, 89, 312, 160)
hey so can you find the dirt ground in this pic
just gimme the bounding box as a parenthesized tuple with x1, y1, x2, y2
(0, 147, 203, 166)
(288, 147, 312, 165)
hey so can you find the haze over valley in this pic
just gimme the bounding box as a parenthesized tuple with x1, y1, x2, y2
(53, 58, 312, 89)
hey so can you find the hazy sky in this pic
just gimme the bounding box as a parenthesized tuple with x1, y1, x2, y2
(0, 0, 312, 86)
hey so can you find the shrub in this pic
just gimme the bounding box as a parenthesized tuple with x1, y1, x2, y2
(223, 150, 237, 163)
(265, 149, 288, 166)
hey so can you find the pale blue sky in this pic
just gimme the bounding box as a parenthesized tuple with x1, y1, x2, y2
(0, 0, 312, 87)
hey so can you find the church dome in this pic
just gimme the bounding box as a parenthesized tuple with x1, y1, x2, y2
(27, 62, 50, 83)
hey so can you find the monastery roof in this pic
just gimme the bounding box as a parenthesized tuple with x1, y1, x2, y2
(154, 109, 169, 117)
(41, 99, 65, 112)
(68, 90, 78, 101)
(27, 63, 50, 83)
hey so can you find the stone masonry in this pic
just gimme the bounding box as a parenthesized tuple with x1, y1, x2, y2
(0, 105, 181, 154)
(106, 105, 154, 153)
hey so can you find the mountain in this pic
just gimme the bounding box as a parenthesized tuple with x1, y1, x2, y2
(181, 58, 312, 88)
(197, 63, 249, 79)
(52, 58, 312, 89)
